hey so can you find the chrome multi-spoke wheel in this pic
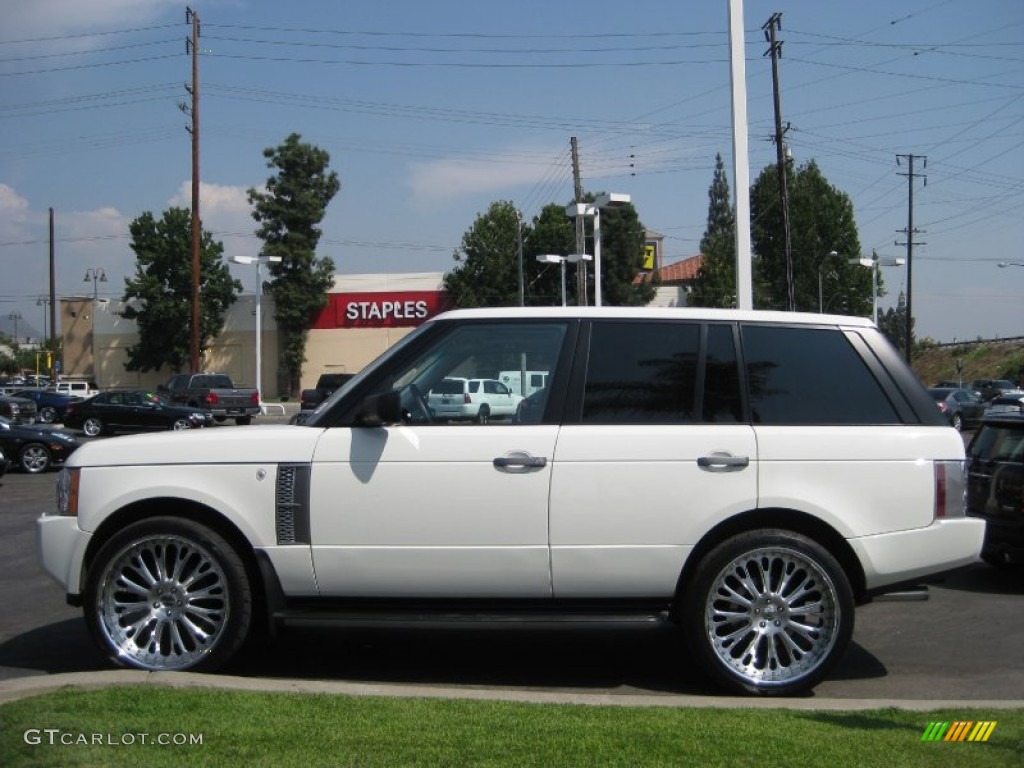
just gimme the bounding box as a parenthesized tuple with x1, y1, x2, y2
(86, 519, 252, 672)
(682, 530, 853, 696)
(172, 418, 191, 431)
(82, 417, 103, 437)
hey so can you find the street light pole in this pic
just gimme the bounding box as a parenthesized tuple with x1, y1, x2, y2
(231, 255, 281, 405)
(84, 267, 107, 304)
(849, 252, 905, 324)
(7, 312, 22, 344)
(565, 192, 631, 307)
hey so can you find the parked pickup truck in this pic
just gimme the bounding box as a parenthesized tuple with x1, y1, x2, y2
(160, 372, 260, 425)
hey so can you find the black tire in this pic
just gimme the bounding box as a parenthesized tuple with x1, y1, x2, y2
(20, 443, 51, 474)
(235, 416, 252, 426)
(214, 415, 227, 423)
(679, 529, 854, 696)
(475, 405, 491, 424)
(39, 406, 58, 424)
(83, 517, 253, 672)
(171, 418, 192, 431)
(82, 417, 104, 437)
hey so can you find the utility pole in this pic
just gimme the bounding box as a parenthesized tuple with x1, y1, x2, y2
(48, 207, 56, 380)
(570, 137, 587, 305)
(515, 208, 524, 307)
(896, 154, 926, 363)
(763, 13, 794, 311)
(183, 7, 202, 372)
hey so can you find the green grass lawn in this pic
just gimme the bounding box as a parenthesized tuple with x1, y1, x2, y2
(1, 686, 1022, 767)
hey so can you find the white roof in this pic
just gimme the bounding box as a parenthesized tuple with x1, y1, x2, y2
(432, 306, 876, 328)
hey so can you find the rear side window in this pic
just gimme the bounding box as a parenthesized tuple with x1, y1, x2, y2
(742, 325, 900, 425)
(583, 322, 700, 423)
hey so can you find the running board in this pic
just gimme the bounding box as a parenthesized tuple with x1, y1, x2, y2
(275, 608, 671, 631)
(872, 586, 929, 602)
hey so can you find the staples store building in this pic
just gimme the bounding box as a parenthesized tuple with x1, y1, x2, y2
(301, 272, 450, 386)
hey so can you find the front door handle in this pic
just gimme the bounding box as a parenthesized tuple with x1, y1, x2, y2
(697, 452, 750, 472)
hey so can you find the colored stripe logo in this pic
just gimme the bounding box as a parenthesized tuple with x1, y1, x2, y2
(921, 721, 997, 742)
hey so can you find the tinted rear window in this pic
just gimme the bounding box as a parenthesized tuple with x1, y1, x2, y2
(743, 325, 901, 425)
(434, 379, 465, 395)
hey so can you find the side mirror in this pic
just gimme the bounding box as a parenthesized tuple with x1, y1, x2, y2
(355, 391, 403, 426)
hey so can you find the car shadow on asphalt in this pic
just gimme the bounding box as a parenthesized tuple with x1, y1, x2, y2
(0, 620, 890, 696)
(923, 562, 1024, 596)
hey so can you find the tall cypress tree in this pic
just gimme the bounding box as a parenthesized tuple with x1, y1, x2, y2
(248, 133, 340, 396)
(692, 154, 737, 307)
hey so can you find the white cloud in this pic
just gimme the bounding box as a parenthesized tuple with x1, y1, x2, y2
(0, 184, 31, 239)
(408, 147, 565, 205)
(7, 1, 180, 43)
(169, 180, 252, 215)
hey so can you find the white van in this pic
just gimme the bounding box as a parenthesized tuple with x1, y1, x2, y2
(55, 381, 98, 397)
(498, 369, 549, 397)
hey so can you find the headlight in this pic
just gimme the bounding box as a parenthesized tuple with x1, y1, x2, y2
(54, 468, 80, 517)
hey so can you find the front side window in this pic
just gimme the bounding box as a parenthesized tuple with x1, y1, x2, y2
(743, 325, 901, 425)
(363, 322, 568, 426)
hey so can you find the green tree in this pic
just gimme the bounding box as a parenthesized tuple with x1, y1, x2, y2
(120, 208, 240, 373)
(248, 133, 340, 396)
(594, 197, 656, 307)
(692, 153, 737, 308)
(444, 201, 524, 308)
(879, 291, 915, 356)
(750, 159, 872, 314)
(523, 203, 577, 305)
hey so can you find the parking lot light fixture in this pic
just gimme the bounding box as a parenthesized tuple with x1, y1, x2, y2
(231, 255, 282, 406)
(536, 255, 568, 307)
(849, 251, 905, 325)
(818, 250, 838, 313)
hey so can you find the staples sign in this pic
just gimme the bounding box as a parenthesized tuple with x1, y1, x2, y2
(312, 291, 450, 329)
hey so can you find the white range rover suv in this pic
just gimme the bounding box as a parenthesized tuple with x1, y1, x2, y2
(37, 308, 983, 696)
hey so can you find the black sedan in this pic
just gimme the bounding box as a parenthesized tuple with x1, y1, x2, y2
(967, 413, 1024, 567)
(10, 388, 79, 424)
(0, 415, 80, 474)
(63, 389, 214, 437)
(928, 387, 987, 431)
(0, 394, 38, 425)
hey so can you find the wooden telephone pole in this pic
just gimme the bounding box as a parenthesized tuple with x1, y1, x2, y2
(184, 7, 202, 371)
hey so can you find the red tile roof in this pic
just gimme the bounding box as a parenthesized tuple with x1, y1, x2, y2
(634, 254, 704, 285)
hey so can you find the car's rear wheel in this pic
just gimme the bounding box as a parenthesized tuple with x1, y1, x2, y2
(82, 417, 104, 437)
(39, 406, 58, 423)
(680, 529, 853, 696)
(171, 418, 191, 431)
(19, 443, 51, 473)
(235, 416, 252, 426)
(952, 413, 963, 431)
(84, 517, 252, 672)
(475, 405, 491, 424)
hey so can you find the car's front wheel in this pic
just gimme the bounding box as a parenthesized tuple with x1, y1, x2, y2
(38, 406, 58, 423)
(82, 417, 104, 437)
(19, 443, 51, 473)
(680, 529, 853, 696)
(84, 517, 252, 672)
(171, 418, 192, 431)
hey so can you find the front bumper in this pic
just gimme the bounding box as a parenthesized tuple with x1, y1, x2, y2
(36, 515, 92, 598)
(849, 517, 986, 591)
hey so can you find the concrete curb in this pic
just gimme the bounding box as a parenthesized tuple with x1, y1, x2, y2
(2, 671, 1023, 711)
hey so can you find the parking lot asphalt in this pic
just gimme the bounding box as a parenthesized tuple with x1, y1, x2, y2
(2, 421, 1022, 710)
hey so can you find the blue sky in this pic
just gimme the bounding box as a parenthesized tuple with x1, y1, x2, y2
(1, 0, 1022, 344)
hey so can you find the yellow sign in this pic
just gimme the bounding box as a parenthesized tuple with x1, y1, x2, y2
(643, 243, 656, 271)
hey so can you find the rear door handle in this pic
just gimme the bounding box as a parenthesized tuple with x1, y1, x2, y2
(697, 452, 750, 472)
(493, 454, 548, 471)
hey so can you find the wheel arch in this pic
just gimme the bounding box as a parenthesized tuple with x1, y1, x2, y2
(81, 497, 270, 624)
(673, 507, 868, 613)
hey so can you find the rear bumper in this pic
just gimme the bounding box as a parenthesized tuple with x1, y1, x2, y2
(849, 518, 986, 592)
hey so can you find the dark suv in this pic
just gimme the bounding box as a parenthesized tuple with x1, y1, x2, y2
(967, 413, 1024, 567)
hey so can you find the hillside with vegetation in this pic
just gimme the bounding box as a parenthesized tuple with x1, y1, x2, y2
(911, 338, 1024, 389)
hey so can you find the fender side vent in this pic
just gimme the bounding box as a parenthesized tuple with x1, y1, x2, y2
(276, 464, 311, 545)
